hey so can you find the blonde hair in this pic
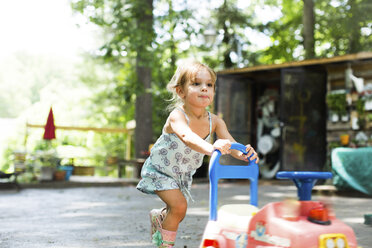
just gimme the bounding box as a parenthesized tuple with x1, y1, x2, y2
(166, 59, 217, 111)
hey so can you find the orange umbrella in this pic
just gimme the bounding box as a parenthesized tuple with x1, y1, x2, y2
(43, 107, 56, 140)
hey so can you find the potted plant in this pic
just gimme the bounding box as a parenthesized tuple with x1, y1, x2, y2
(356, 98, 366, 129)
(326, 91, 348, 122)
(36, 149, 61, 181)
(33, 140, 61, 181)
(367, 137, 372, 147)
(339, 134, 350, 146)
(53, 168, 67, 181)
(366, 113, 372, 130)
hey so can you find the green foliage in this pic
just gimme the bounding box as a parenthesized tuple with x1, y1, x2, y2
(367, 113, 372, 122)
(70, 0, 371, 149)
(326, 92, 348, 116)
(70, 0, 201, 140)
(0, 146, 15, 172)
(0, 53, 73, 118)
(260, 0, 304, 63)
(34, 139, 58, 151)
(258, 0, 371, 64)
(200, 0, 261, 69)
(316, 0, 372, 56)
(3, 0, 370, 176)
(214, 0, 253, 68)
(355, 98, 365, 116)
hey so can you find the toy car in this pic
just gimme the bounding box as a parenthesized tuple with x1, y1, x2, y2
(200, 142, 358, 248)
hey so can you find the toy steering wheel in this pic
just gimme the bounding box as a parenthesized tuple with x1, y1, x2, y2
(276, 171, 333, 201)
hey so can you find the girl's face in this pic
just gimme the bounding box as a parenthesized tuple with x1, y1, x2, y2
(178, 68, 215, 108)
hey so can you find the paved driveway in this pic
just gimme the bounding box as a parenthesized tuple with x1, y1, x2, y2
(0, 181, 371, 247)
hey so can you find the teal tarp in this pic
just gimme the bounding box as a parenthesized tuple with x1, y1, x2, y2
(332, 147, 372, 195)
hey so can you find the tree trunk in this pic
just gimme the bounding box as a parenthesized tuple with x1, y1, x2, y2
(135, 0, 154, 159)
(348, 0, 361, 53)
(303, 0, 315, 59)
(135, 65, 153, 158)
(221, 0, 233, 69)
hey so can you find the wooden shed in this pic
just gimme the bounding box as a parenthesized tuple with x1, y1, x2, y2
(215, 52, 372, 177)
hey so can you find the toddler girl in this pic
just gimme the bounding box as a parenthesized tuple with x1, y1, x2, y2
(136, 60, 258, 247)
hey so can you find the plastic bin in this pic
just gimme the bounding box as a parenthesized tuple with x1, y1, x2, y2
(59, 166, 74, 180)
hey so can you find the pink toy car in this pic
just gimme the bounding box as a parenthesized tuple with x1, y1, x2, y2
(200, 143, 358, 248)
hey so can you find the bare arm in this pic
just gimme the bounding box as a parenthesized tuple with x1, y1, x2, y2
(168, 110, 215, 156)
(214, 115, 259, 162)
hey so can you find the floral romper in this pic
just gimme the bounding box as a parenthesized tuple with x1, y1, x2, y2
(136, 109, 212, 202)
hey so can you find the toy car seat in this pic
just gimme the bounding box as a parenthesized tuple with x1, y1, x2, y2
(208, 143, 259, 229)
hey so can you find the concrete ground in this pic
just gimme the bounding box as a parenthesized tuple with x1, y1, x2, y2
(0, 178, 371, 248)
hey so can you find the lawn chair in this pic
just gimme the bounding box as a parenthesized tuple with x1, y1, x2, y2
(0, 151, 27, 191)
(0, 171, 20, 190)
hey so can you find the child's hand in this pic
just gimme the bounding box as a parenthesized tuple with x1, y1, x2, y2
(212, 139, 231, 155)
(240, 144, 259, 163)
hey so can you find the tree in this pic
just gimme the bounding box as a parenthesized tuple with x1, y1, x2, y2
(133, 0, 154, 158)
(71, 0, 202, 157)
(303, 0, 315, 59)
(259, 0, 371, 64)
(261, 0, 303, 63)
(0, 52, 84, 118)
(71, 0, 155, 158)
(210, 0, 256, 69)
(316, 0, 372, 56)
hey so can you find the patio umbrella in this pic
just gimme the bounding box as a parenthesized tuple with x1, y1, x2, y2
(43, 107, 56, 140)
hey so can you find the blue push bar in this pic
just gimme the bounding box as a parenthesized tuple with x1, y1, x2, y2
(209, 143, 259, 221)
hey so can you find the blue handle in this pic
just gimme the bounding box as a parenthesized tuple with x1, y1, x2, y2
(276, 171, 333, 201)
(228, 142, 258, 163)
(209, 142, 259, 221)
(230, 142, 248, 154)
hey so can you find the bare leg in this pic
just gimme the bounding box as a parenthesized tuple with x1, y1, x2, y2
(156, 189, 187, 231)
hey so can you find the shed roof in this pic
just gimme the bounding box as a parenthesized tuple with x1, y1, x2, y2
(218, 52, 372, 75)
